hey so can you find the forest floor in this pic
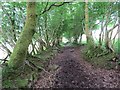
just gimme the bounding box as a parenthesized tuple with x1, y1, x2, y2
(34, 46, 120, 88)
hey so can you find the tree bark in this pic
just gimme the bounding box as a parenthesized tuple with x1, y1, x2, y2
(12, 3, 17, 42)
(85, 0, 89, 43)
(85, 0, 94, 46)
(8, 2, 36, 68)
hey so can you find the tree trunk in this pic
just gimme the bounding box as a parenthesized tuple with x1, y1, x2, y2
(85, 0, 94, 46)
(79, 33, 82, 44)
(8, 2, 36, 68)
(12, 3, 17, 42)
(73, 36, 78, 44)
(99, 20, 104, 47)
(85, 0, 89, 43)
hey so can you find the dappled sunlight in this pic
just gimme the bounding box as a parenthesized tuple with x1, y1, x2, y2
(81, 34, 87, 43)
(62, 37, 69, 43)
(0, 48, 7, 59)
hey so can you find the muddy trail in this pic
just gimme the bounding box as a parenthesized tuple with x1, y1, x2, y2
(34, 46, 120, 88)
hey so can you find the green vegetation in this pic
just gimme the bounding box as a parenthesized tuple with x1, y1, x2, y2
(2, 49, 57, 88)
(82, 46, 117, 69)
(0, 1, 119, 88)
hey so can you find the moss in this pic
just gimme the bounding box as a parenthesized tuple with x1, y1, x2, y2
(3, 78, 28, 88)
(90, 53, 116, 69)
(2, 63, 34, 88)
(82, 46, 116, 69)
(3, 48, 57, 88)
(8, 2, 37, 68)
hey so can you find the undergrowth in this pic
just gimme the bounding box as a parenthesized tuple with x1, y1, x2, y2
(82, 46, 118, 70)
(2, 48, 58, 88)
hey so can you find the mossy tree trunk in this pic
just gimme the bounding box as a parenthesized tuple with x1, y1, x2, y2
(85, 0, 89, 43)
(8, 2, 36, 68)
(85, 0, 94, 47)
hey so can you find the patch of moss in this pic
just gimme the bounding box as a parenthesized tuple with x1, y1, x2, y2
(3, 78, 28, 88)
(82, 46, 116, 69)
(91, 53, 116, 69)
(2, 65, 33, 88)
(2, 48, 57, 88)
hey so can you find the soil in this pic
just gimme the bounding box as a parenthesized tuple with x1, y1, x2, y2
(33, 46, 120, 88)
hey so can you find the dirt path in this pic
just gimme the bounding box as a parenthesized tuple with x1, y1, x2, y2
(34, 46, 120, 88)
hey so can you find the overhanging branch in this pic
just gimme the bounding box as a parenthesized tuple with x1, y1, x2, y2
(38, 2, 69, 16)
(108, 23, 119, 33)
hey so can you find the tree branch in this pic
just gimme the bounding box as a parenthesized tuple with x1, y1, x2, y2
(38, 2, 69, 16)
(108, 23, 119, 33)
